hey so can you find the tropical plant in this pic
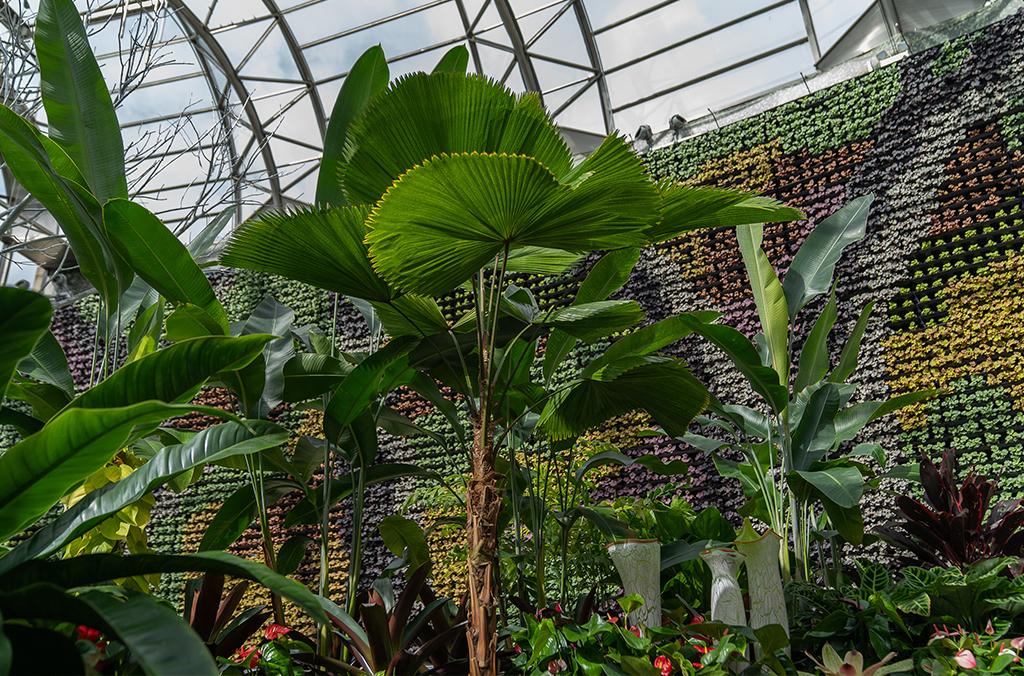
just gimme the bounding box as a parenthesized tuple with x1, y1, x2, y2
(220, 42, 801, 674)
(682, 196, 936, 582)
(800, 644, 913, 676)
(922, 624, 1024, 675)
(877, 449, 1024, 570)
(183, 572, 276, 661)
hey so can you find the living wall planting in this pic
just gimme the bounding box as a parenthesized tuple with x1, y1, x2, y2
(4, 8, 1024, 620)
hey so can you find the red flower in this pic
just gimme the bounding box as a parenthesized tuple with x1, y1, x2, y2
(692, 661, 704, 669)
(234, 645, 261, 668)
(629, 625, 642, 638)
(694, 644, 711, 654)
(607, 614, 619, 624)
(264, 623, 290, 640)
(76, 626, 102, 643)
(653, 655, 673, 676)
(554, 603, 563, 614)
(688, 614, 705, 625)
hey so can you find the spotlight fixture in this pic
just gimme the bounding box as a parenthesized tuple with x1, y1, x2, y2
(669, 114, 688, 139)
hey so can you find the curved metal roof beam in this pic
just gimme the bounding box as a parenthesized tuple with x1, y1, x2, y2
(261, 0, 327, 139)
(453, 0, 484, 75)
(492, 0, 542, 96)
(570, 0, 613, 134)
(168, 0, 283, 210)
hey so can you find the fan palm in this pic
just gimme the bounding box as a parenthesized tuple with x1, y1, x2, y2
(222, 49, 800, 675)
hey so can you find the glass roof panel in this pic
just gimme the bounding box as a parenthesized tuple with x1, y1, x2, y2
(0, 0, 1000, 287)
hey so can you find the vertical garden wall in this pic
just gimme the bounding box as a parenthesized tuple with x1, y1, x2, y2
(4, 8, 1024, 617)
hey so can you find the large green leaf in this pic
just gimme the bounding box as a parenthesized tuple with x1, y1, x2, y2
(379, 515, 430, 571)
(35, 0, 126, 202)
(790, 383, 840, 470)
(103, 199, 228, 331)
(832, 390, 938, 444)
(340, 72, 572, 204)
(0, 401, 224, 542)
(0, 288, 51, 400)
(680, 316, 788, 413)
(0, 584, 180, 672)
(432, 45, 470, 74)
(316, 45, 389, 206)
(221, 204, 393, 302)
(17, 330, 73, 397)
(81, 590, 218, 676)
(235, 295, 295, 417)
(736, 224, 789, 385)
(829, 300, 874, 383)
(67, 335, 272, 411)
(199, 479, 296, 552)
(543, 248, 640, 381)
(323, 337, 416, 441)
(366, 141, 659, 295)
(783, 195, 873, 317)
(793, 290, 837, 393)
(282, 353, 351, 402)
(540, 356, 708, 440)
(0, 551, 329, 625)
(1, 421, 287, 570)
(794, 467, 864, 508)
(544, 300, 644, 342)
(582, 311, 719, 379)
(0, 105, 121, 309)
(648, 184, 803, 243)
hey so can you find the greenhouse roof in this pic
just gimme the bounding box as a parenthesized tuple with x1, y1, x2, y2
(0, 0, 1007, 287)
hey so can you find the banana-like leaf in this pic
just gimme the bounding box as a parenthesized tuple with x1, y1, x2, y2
(794, 290, 838, 393)
(317, 45, 389, 206)
(0, 401, 228, 542)
(187, 206, 236, 259)
(1, 421, 287, 569)
(783, 195, 873, 317)
(648, 184, 803, 243)
(832, 390, 939, 444)
(0, 551, 329, 625)
(282, 353, 352, 402)
(0, 104, 121, 309)
(829, 300, 874, 383)
(544, 300, 644, 342)
(791, 383, 840, 471)
(543, 248, 640, 381)
(35, 0, 126, 202)
(67, 335, 272, 411)
(81, 590, 218, 675)
(680, 316, 788, 413)
(794, 467, 864, 508)
(0, 288, 51, 400)
(200, 479, 297, 552)
(366, 140, 659, 295)
(573, 449, 688, 483)
(235, 295, 295, 417)
(379, 515, 430, 571)
(540, 356, 708, 440)
(103, 199, 228, 331)
(0, 583, 218, 675)
(17, 330, 73, 397)
(341, 72, 572, 204)
(736, 224, 789, 385)
(432, 45, 470, 73)
(324, 337, 416, 441)
(582, 311, 719, 379)
(221, 204, 393, 302)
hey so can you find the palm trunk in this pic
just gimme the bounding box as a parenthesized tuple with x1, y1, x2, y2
(466, 416, 500, 676)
